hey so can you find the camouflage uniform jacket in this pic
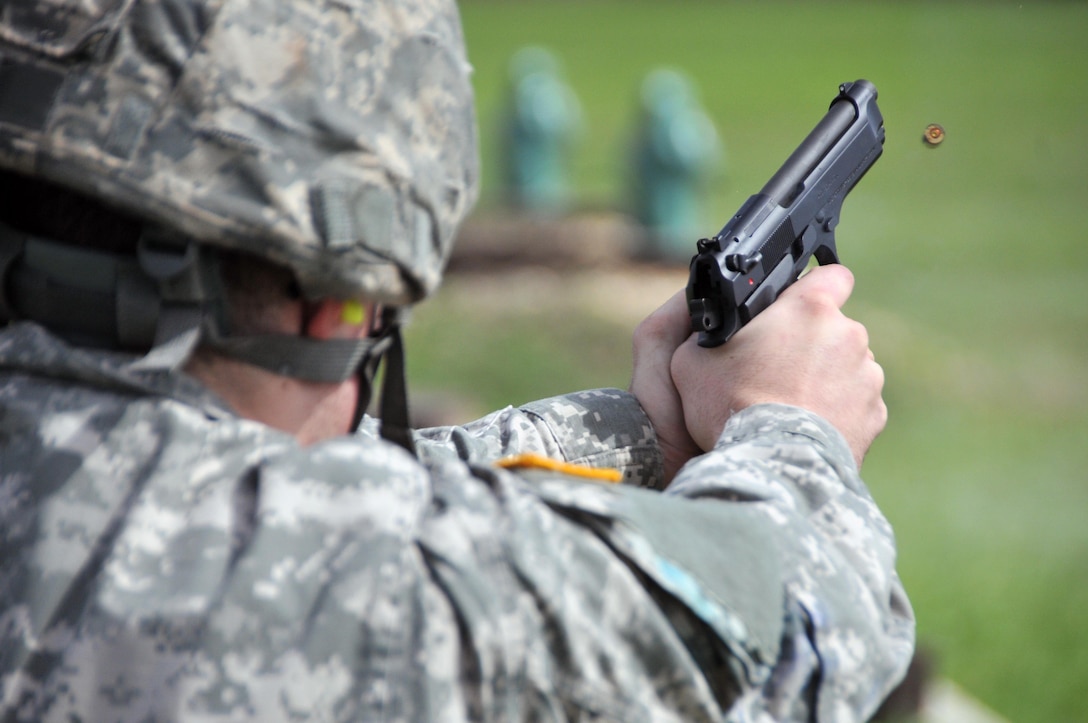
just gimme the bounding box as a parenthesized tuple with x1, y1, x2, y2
(0, 321, 914, 722)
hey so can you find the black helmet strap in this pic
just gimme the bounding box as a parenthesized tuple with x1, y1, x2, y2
(369, 317, 415, 454)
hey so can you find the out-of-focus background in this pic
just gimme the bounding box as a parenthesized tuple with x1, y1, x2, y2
(405, 2, 1088, 721)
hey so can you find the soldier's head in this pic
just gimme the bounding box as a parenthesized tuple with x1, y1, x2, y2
(0, 0, 479, 436)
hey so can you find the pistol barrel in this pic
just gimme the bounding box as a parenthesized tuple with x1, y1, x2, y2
(686, 80, 884, 347)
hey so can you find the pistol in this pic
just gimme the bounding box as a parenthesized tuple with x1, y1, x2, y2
(686, 79, 884, 347)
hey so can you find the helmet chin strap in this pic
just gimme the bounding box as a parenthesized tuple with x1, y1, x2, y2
(134, 234, 417, 454)
(192, 294, 417, 455)
(174, 308, 417, 455)
(0, 223, 417, 455)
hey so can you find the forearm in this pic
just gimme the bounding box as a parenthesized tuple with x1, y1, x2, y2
(668, 404, 915, 720)
(412, 388, 665, 488)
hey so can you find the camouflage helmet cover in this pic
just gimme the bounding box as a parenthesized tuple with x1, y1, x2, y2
(0, 0, 479, 304)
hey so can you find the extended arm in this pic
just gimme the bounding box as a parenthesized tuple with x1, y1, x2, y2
(665, 403, 914, 719)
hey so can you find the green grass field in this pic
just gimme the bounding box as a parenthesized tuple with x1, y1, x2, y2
(405, 2, 1088, 721)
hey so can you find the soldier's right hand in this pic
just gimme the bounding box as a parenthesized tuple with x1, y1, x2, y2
(670, 264, 887, 468)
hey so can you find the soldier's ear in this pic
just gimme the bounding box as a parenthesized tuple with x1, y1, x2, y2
(304, 299, 370, 341)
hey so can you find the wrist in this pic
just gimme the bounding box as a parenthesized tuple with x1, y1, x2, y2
(715, 403, 855, 467)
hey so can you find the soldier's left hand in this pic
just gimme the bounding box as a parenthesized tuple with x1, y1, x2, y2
(630, 289, 703, 486)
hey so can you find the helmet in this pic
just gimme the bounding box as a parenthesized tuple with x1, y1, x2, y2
(0, 0, 479, 449)
(0, 0, 479, 305)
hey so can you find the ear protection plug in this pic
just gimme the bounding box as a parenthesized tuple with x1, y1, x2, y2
(340, 299, 366, 325)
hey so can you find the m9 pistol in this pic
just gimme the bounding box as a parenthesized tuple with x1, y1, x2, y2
(686, 79, 885, 347)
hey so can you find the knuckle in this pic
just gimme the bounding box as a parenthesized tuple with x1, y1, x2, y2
(876, 398, 889, 428)
(846, 319, 870, 347)
(796, 289, 839, 319)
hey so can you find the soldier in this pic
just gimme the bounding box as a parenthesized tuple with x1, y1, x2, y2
(0, 1, 912, 721)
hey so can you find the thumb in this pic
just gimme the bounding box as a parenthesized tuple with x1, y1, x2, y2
(636, 288, 692, 352)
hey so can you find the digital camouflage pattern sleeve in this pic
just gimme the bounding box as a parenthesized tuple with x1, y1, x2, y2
(410, 392, 915, 721)
(0, 323, 913, 722)
(409, 388, 665, 488)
